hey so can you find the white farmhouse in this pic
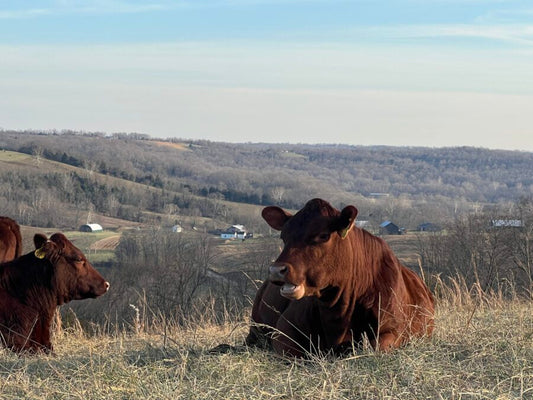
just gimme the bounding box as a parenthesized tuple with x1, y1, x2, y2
(220, 225, 248, 240)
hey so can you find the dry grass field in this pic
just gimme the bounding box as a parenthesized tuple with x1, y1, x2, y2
(1, 281, 532, 400)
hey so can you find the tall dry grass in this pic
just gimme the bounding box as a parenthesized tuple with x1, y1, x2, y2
(1, 278, 532, 399)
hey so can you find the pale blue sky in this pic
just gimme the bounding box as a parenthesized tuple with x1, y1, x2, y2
(1, 1, 533, 150)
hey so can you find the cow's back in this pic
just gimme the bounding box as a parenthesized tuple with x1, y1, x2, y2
(0, 217, 22, 263)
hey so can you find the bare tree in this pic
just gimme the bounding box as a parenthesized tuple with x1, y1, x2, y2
(32, 146, 43, 165)
(418, 200, 533, 297)
(271, 186, 285, 205)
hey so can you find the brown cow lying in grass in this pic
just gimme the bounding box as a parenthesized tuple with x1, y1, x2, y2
(0, 216, 23, 263)
(0, 233, 109, 353)
(246, 198, 434, 357)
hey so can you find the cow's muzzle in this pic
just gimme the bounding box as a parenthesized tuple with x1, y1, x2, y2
(269, 263, 305, 300)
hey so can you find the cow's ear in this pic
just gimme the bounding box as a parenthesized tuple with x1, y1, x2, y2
(34, 233, 53, 259)
(262, 206, 292, 231)
(336, 205, 358, 239)
(50, 233, 69, 251)
(34, 233, 48, 250)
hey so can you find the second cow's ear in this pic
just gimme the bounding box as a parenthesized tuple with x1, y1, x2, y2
(33, 233, 56, 260)
(336, 205, 358, 239)
(262, 206, 292, 231)
(34, 233, 48, 250)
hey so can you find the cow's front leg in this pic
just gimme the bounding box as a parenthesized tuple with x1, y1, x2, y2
(29, 316, 54, 353)
(272, 299, 320, 358)
(272, 315, 311, 358)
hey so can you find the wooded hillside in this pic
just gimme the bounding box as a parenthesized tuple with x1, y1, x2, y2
(1, 130, 532, 231)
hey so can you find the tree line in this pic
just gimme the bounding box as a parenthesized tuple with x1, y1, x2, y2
(418, 197, 533, 297)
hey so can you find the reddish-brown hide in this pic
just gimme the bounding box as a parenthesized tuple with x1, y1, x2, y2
(0, 217, 23, 263)
(246, 198, 434, 357)
(0, 233, 109, 353)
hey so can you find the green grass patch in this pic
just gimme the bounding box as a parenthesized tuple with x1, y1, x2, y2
(64, 231, 119, 250)
(85, 250, 116, 264)
(0, 150, 32, 162)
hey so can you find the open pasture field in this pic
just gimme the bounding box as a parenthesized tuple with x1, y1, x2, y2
(1, 288, 532, 400)
(17, 227, 122, 264)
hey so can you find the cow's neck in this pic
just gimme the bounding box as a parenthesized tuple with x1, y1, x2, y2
(321, 228, 379, 305)
(316, 228, 398, 349)
(350, 229, 400, 305)
(1, 254, 58, 311)
(316, 286, 358, 349)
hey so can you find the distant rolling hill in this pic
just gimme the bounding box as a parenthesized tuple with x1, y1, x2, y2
(1, 130, 532, 232)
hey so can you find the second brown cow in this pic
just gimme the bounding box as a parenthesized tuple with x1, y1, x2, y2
(0, 233, 109, 353)
(246, 198, 434, 357)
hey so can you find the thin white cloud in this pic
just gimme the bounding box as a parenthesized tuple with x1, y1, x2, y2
(0, 1, 177, 19)
(0, 0, 336, 19)
(362, 23, 533, 46)
(475, 7, 533, 24)
(1, 39, 532, 95)
(0, 8, 52, 19)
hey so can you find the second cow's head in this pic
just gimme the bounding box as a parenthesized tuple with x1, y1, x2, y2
(263, 198, 357, 300)
(34, 233, 110, 303)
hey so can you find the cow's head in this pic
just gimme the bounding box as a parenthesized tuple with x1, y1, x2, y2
(34, 233, 110, 303)
(264, 198, 358, 300)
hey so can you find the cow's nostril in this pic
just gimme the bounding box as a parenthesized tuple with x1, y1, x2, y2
(269, 264, 288, 278)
